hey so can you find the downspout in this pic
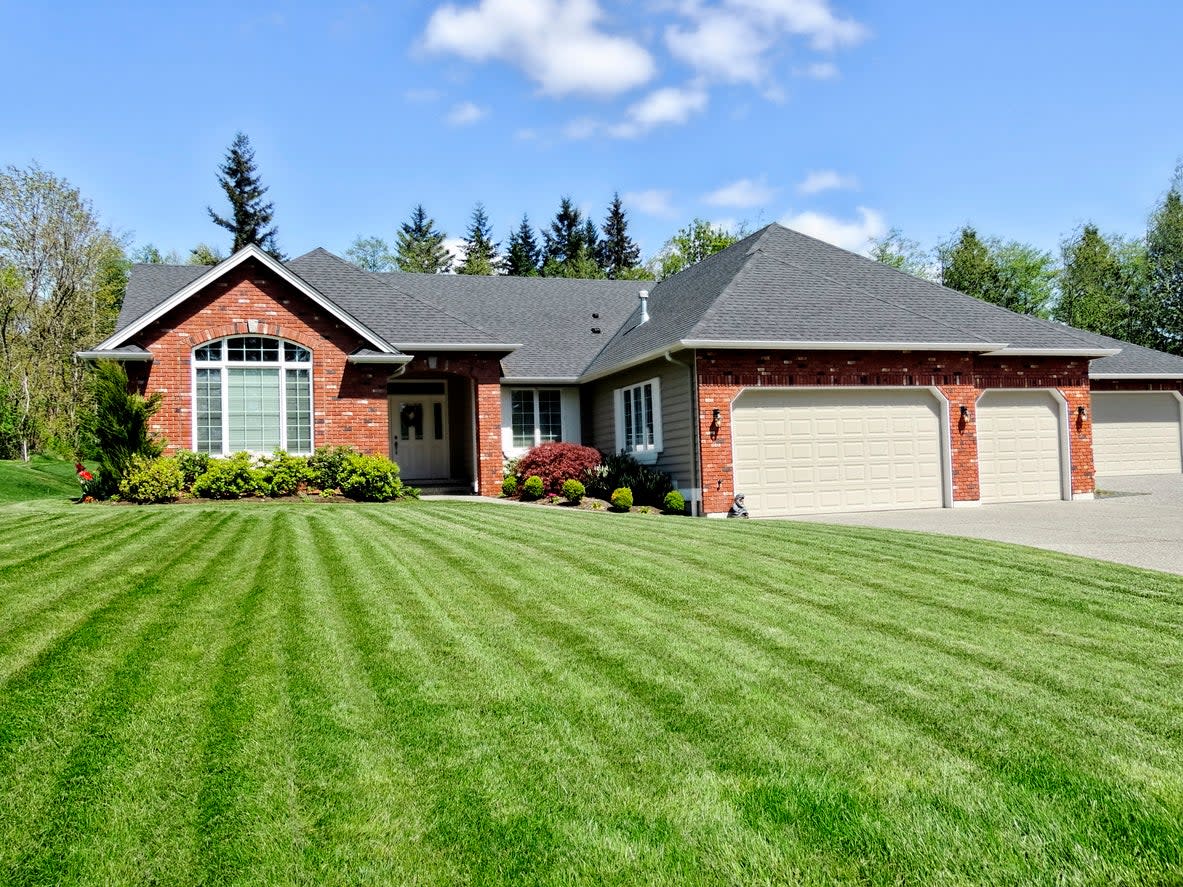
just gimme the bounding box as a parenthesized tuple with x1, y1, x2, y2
(665, 350, 701, 516)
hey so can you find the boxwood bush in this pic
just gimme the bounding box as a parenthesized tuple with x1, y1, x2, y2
(118, 455, 184, 504)
(191, 452, 264, 499)
(257, 451, 310, 497)
(521, 475, 544, 501)
(501, 475, 518, 497)
(663, 490, 687, 515)
(610, 487, 633, 511)
(514, 442, 601, 495)
(308, 445, 359, 493)
(338, 453, 414, 502)
(561, 478, 585, 505)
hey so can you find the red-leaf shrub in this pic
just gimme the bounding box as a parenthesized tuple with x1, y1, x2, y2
(514, 442, 602, 495)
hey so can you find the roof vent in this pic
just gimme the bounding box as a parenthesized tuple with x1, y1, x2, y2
(638, 289, 650, 325)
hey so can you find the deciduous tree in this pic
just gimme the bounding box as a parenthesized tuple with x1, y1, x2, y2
(1054, 224, 1129, 337)
(345, 236, 395, 272)
(654, 219, 742, 278)
(1146, 168, 1183, 353)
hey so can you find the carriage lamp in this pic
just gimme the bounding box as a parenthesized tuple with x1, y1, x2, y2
(959, 405, 969, 420)
(1078, 405, 1087, 419)
(712, 408, 722, 424)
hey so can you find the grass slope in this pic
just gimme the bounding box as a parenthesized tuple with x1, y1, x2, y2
(0, 456, 82, 504)
(1, 464, 1181, 885)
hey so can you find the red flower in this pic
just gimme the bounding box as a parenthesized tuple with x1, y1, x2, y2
(75, 462, 94, 483)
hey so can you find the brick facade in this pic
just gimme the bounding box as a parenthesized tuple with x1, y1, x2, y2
(125, 258, 504, 496)
(695, 350, 1094, 514)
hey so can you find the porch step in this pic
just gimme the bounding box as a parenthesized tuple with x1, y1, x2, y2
(413, 481, 475, 496)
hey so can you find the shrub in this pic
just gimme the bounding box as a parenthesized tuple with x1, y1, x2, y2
(521, 475, 544, 501)
(175, 450, 211, 489)
(501, 474, 518, 497)
(338, 453, 406, 502)
(192, 452, 264, 499)
(308, 445, 359, 492)
(118, 455, 184, 503)
(586, 452, 673, 507)
(610, 487, 633, 511)
(663, 490, 687, 515)
(562, 478, 585, 505)
(257, 451, 310, 497)
(89, 361, 164, 498)
(514, 442, 601, 496)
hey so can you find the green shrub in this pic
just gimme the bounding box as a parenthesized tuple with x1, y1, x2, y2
(338, 453, 406, 502)
(562, 478, 585, 505)
(501, 474, 519, 497)
(192, 452, 264, 499)
(521, 475, 544, 501)
(118, 455, 184, 504)
(308, 445, 359, 492)
(610, 487, 633, 511)
(175, 450, 211, 488)
(257, 451, 310, 497)
(663, 490, 686, 515)
(586, 452, 672, 507)
(89, 361, 164, 498)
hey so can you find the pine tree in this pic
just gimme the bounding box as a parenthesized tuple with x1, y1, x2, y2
(582, 218, 602, 275)
(207, 132, 281, 259)
(541, 197, 585, 272)
(504, 215, 541, 276)
(456, 203, 500, 275)
(1146, 170, 1183, 353)
(1054, 224, 1128, 337)
(598, 192, 642, 278)
(395, 204, 452, 274)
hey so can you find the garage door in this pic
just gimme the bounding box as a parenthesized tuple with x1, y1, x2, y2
(976, 391, 1063, 503)
(1091, 392, 1182, 476)
(731, 389, 944, 517)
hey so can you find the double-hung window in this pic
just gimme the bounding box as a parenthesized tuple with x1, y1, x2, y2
(614, 378, 662, 461)
(192, 336, 313, 455)
(510, 389, 563, 449)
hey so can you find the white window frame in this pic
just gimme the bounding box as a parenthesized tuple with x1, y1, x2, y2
(614, 377, 662, 463)
(191, 336, 315, 456)
(508, 388, 564, 451)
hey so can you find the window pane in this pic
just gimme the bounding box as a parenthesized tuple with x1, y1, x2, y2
(194, 342, 221, 362)
(227, 336, 279, 362)
(511, 390, 535, 449)
(623, 389, 634, 450)
(284, 342, 310, 362)
(285, 369, 312, 454)
(399, 401, 424, 440)
(228, 368, 281, 451)
(195, 368, 222, 454)
(538, 390, 562, 443)
(643, 384, 654, 447)
(433, 402, 444, 441)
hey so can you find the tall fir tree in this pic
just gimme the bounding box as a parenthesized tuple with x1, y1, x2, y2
(1053, 224, 1128, 337)
(207, 132, 281, 259)
(598, 192, 642, 278)
(541, 197, 585, 270)
(581, 218, 602, 274)
(395, 204, 452, 274)
(504, 215, 541, 276)
(1146, 170, 1183, 353)
(456, 203, 500, 275)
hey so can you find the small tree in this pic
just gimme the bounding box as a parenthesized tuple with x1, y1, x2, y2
(456, 203, 500, 275)
(395, 204, 452, 274)
(346, 236, 395, 272)
(88, 361, 163, 498)
(207, 132, 281, 259)
(188, 243, 224, 266)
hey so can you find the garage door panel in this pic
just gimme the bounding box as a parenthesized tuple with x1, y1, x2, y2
(732, 389, 944, 517)
(1092, 393, 1182, 476)
(977, 391, 1063, 504)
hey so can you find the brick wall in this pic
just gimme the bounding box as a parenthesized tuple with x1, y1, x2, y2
(695, 349, 1095, 513)
(1090, 379, 1183, 394)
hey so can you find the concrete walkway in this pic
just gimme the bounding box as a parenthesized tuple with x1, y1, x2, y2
(789, 474, 1183, 576)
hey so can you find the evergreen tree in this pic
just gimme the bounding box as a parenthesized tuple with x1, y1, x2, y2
(939, 227, 998, 302)
(207, 132, 281, 259)
(598, 192, 642, 278)
(504, 215, 541, 276)
(395, 204, 452, 274)
(582, 218, 602, 275)
(542, 197, 585, 271)
(939, 227, 1055, 317)
(456, 203, 500, 275)
(1054, 224, 1128, 337)
(1146, 170, 1183, 353)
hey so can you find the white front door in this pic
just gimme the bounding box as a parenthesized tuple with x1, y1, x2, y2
(391, 395, 450, 479)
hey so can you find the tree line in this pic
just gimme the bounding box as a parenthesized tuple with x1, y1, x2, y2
(870, 166, 1183, 353)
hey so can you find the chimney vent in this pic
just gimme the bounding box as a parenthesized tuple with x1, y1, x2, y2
(638, 289, 650, 325)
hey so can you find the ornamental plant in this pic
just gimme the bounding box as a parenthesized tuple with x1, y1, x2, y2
(521, 475, 544, 501)
(308, 444, 360, 493)
(257, 451, 310, 497)
(338, 453, 413, 502)
(88, 360, 163, 498)
(191, 452, 264, 499)
(501, 474, 518, 497)
(514, 442, 601, 495)
(585, 452, 672, 507)
(610, 487, 633, 511)
(175, 450, 211, 488)
(561, 478, 585, 505)
(118, 455, 184, 503)
(663, 490, 686, 515)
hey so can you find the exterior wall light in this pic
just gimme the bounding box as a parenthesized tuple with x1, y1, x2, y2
(959, 405, 969, 420)
(1078, 405, 1087, 419)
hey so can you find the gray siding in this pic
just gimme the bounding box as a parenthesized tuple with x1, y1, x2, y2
(584, 356, 696, 492)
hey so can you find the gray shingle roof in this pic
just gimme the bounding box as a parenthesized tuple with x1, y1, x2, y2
(377, 272, 639, 379)
(1066, 330, 1183, 376)
(583, 224, 1111, 377)
(116, 264, 208, 333)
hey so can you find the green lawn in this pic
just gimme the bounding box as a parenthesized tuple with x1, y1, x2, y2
(1, 460, 1182, 886)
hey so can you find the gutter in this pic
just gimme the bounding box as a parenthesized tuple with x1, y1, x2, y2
(390, 342, 522, 352)
(347, 353, 414, 365)
(1089, 372, 1183, 380)
(74, 350, 154, 361)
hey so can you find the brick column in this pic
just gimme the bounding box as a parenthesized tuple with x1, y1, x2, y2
(1058, 385, 1096, 496)
(474, 380, 503, 496)
(939, 383, 981, 503)
(698, 381, 738, 514)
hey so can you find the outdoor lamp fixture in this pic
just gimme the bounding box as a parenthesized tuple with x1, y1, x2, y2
(959, 405, 970, 420)
(712, 408, 722, 424)
(1078, 405, 1088, 419)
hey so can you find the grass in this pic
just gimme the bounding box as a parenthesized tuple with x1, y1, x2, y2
(1, 459, 1182, 886)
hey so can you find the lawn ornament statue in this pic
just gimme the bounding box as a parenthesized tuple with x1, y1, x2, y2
(727, 493, 749, 518)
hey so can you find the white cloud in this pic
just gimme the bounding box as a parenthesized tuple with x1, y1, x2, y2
(404, 87, 442, 102)
(796, 169, 858, 194)
(665, 13, 767, 84)
(796, 61, 839, 79)
(606, 84, 709, 138)
(445, 101, 488, 125)
(442, 237, 466, 270)
(563, 117, 601, 140)
(423, 0, 655, 97)
(704, 177, 777, 208)
(779, 207, 886, 253)
(624, 189, 677, 218)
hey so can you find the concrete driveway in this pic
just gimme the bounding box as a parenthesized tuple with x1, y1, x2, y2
(789, 474, 1183, 576)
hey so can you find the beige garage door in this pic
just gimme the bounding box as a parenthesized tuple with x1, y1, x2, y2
(731, 389, 944, 517)
(1091, 392, 1182, 476)
(976, 391, 1063, 503)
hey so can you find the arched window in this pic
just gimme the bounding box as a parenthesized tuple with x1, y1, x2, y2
(192, 336, 313, 455)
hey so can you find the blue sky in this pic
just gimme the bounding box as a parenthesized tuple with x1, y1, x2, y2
(5, 0, 1182, 264)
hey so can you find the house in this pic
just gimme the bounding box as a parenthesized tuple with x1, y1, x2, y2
(80, 222, 1183, 516)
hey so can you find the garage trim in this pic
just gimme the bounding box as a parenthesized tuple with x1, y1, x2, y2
(1091, 389, 1183, 476)
(974, 388, 1072, 502)
(728, 385, 954, 511)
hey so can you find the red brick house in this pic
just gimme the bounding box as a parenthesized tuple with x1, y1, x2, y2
(81, 224, 1183, 515)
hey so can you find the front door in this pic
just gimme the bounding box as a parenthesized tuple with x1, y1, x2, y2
(391, 393, 450, 479)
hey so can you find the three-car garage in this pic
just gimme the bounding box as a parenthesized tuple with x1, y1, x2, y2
(1090, 392, 1183, 476)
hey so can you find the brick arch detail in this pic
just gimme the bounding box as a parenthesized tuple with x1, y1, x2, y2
(190, 321, 307, 348)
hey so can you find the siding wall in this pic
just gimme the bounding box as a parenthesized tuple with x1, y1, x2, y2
(586, 356, 696, 496)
